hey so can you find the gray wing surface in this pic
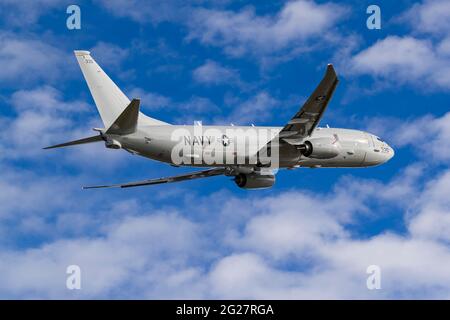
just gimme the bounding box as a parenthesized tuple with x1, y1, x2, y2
(83, 168, 226, 189)
(279, 64, 339, 139)
(43, 134, 103, 149)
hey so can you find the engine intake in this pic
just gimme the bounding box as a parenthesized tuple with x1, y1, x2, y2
(234, 173, 275, 189)
(298, 137, 340, 159)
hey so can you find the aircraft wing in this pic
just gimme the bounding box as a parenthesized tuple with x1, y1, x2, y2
(83, 168, 226, 189)
(279, 64, 339, 140)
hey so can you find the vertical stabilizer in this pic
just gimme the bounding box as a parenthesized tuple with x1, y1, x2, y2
(74, 50, 168, 128)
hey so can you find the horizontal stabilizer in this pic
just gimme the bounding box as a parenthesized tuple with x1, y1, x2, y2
(106, 98, 140, 135)
(83, 168, 225, 189)
(43, 135, 103, 150)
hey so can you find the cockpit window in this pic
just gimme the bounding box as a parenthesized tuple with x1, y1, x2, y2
(376, 137, 384, 142)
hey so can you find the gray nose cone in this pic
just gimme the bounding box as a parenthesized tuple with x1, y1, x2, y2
(365, 146, 394, 166)
(365, 151, 386, 166)
(387, 146, 395, 161)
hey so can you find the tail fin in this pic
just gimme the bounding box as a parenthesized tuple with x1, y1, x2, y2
(106, 98, 140, 134)
(74, 50, 168, 128)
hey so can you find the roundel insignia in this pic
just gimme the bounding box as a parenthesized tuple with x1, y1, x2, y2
(315, 95, 326, 102)
(221, 134, 231, 147)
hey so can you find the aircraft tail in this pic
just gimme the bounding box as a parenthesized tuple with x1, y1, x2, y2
(74, 50, 168, 129)
(106, 98, 140, 134)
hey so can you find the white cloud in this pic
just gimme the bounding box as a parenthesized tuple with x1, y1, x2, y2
(366, 112, 450, 162)
(0, 0, 67, 27)
(220, 92, 281, 124)
(408, 170, 450, 243)
(193, 60, 240, 86)
(345, 1, 450, 91)
(1, 153, 450, 298)
(347, 36, 450, 90)
(208, 253, 304, 299)
(0, 161, 142, 241)
(227, 192, 347, 260)
(0, 33, 72, 85)
(402, 0, 450, 37)
(212, 169, 450, 298)
(0, 169, 72, 221)
(95, 0, 189, 24)
(0, 86, 89, 158)
(225, 164, 423, 259)
(318, 236, 450, 299)
(208, 246, 406, 299)
(0, 210, 205, 298)
(1, 0, 450, 299)
(128, 87, 220, 122)
(10, 85, 89, 114)
(0, 85, 129, 172)
(187, 1, 346, 57)
(128, 88, 172, 110)
(95, 1, 347, 64)
(89, 42, 129, 71)
(437, 37, 450, 56)
(177, 96, 220, 114)
(350, 37, 435, 81)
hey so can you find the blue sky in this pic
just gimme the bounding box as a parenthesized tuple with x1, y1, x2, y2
(0, 0, 450, 299)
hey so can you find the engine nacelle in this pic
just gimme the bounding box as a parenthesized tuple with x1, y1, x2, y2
(299, 137, 340, 159)
(234, 173, 275, 189)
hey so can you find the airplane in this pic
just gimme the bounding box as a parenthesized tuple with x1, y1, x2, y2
(44, 50, 394, 189)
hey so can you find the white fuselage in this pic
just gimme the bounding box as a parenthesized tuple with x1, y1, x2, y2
(106, 125, 394, 169)
(51, 52, 395, 189)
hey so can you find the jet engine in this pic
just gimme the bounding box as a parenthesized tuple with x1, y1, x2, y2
(298, 137, 340, 159)
(234, 173, 275, 189)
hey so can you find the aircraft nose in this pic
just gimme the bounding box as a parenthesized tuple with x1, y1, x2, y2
(365, 151, 385, 166)
(387, 145, 395, 161)
(365, 145, 394, 166)
(381, 143, 395, 163)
